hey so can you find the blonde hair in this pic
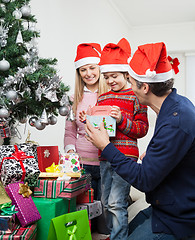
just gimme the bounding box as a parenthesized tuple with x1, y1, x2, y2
(72, 67, 109, 115)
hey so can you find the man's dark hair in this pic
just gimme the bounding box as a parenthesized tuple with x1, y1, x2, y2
(135, 78, 174, 97)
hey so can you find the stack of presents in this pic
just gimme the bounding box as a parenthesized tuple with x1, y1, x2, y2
(0, 144, 102, 239)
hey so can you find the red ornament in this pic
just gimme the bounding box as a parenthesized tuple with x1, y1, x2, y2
(168, 56, 180, 74)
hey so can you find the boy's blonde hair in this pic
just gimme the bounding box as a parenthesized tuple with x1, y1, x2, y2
(72, 67, 109, 115)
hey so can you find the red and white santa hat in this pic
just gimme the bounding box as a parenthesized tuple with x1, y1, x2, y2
(74, 43, 101, 69)
(129, 42, 173, 82)
(99, 38, 131, 73)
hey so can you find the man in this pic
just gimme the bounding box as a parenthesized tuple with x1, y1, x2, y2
(85, 42, 195, 240)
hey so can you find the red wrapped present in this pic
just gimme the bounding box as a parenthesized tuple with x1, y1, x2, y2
(5, 182, 41, 227)
(0, 222, 37, 239)
(37, 146, 59, 172)
(0, 145, 40, 187)
(76, 188, 94, 204)
(33, 175, 87, 199)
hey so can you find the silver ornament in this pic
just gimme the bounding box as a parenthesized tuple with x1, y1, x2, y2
(20, 5, 31, 17)
(6, 90, 17, 101)
(40, 109, 48, 124)
(48, 116, 57, 125)
(12, 9, 22, 19)
(67, 109, 75, 122)
(16, 30, 23, 44)
(0, 108, 9, 118)
(35, 119, 46, 130)
(29, 116, 38, 127)
(59, 106, 69, 116)
(0, 58, 10, 71)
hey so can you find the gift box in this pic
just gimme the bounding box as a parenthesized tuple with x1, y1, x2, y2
(0, 145, 40, 187)
(0, 182, 11, 206)
(86, 105, 116, 137)
(76, 200, 102, 220)
(0, 143, 38, 163)
(5, 182, 41, 227)
(37, 146, 59, 172)
(77, 188, 94, 204)
(33, 175, 87, 199)
(59, 152, 81, 173)
(0, 222, 37, 239)
(0, 214, 16, 233)
(32, 197, 76, 240)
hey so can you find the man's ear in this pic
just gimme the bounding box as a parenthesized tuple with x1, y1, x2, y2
(143, 83, 150, 94)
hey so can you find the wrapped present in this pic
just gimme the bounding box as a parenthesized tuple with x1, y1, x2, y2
(37, 146, 59, 172)
(0, 145, 40, 187)
(0, 222, 37, 239)
(0, 182, 11, 206)
(77, 188, 94, 204)
(33, 175, 87, 199)
(5, 182, 41, 227)
(59, 152, 81, 173)
(32, 197, 76, 240)
(0, 214, 16, 233)
(76, 200, 102, 220)
(0, 143, 38, 163)
(86, 105, 116, 137)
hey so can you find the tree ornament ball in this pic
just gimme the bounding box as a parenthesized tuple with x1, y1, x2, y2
(0, 108, 9, 118)
(20, 5, 31, 17)
(6, 90, 18, 101)
(12, 9, 22, 19)
(49, 116, 57, 125)
(0, 59, 10, 71)
(35, 119, 46, 130)
(29, 116, 38, 127)
(59, 106, 69, 116)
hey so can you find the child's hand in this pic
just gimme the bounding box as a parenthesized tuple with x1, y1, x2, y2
(79, 110, 87, 123)
(110, 106, 122, 123)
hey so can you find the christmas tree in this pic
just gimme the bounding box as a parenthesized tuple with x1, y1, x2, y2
(0, 0, 72, 144)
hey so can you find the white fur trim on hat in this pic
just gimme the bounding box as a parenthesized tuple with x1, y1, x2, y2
(128, 67, 173, 83)
(75, 57, 100, 69)
(100, 64, 130, 73)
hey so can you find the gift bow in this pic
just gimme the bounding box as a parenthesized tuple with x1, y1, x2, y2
(0, 203, 18, 216)
(18, 182, 32, 198)
(46, 163, 60, 173)
(168, 56, 180, 74)
(12, 150, 28, 160)
(67, 225, 77, 240)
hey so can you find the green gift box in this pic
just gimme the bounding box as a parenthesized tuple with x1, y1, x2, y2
(32, 197, 76, 240)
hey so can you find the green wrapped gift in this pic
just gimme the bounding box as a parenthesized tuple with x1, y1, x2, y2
(32, 197, 76, 240)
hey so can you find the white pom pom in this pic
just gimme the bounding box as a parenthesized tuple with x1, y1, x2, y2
(127, 57, 132, 64)
(146, 69, 156, 78)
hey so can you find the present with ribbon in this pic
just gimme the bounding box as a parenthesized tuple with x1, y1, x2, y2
(0, 202, 18, 232)
(5, 182, 41, 227)
(0, 181, 11, 206)
(59, 153, 81, 174)
(76, 188, 94, 204)
(47, 209, 92, 240)
(33, 175, 87, 199)
(0, 222, 37, 239)
(0, 145, 40, 187)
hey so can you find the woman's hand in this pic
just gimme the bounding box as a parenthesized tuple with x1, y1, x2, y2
(79, 110, 87, 123)
(85, 120, 110, 151)
(110, 106, 122, 123)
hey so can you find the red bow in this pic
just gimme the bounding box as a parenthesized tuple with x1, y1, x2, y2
(168, 56, 180, 74)
(12, 150, 27, 161)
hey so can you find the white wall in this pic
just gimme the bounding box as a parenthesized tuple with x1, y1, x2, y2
(5, 1, 194, 157)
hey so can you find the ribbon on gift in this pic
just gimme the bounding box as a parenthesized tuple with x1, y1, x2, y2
(0, 145, 33, 181)
(67, 225, 77, 240)
(0, 202, 18, 216)
(18, 182, 32, 198)
(46, 162, 60, 173)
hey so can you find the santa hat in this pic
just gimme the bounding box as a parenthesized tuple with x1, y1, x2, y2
(129, 42, 173, 83)
(74, 43, 101, 69)
(99, 38, 131, 73)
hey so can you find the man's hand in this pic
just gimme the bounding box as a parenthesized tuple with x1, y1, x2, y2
(85, 120, 110, 151)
